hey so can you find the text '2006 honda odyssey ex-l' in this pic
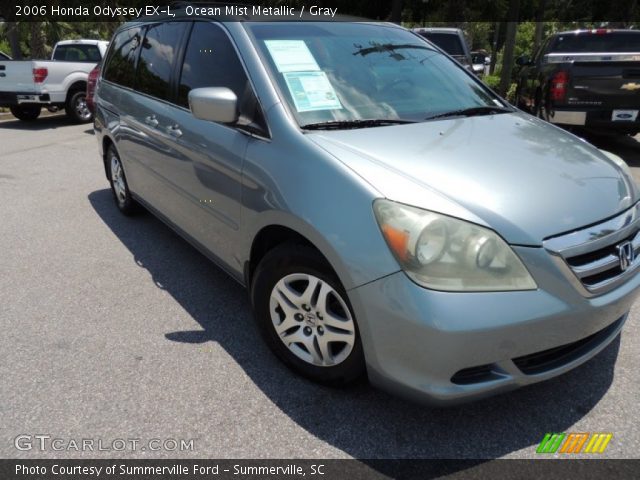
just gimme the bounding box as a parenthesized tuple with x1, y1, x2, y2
(93, 8, 640, 404)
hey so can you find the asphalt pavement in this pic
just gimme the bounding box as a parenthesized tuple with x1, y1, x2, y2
(0, 113, 639, 463)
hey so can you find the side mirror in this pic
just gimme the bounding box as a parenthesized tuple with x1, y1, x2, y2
(188, 87, 238, 124)
(516, 55, 531, 67)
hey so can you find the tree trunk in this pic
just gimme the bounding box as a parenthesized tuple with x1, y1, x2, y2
(499, 21, 518, 96)
(533, 0, 547, 53)
(499, 0, 520, 97)
(30, 22, 47, 59)
(6, 22, 22, 60)
(534, 22, 544, 53)
(388, 0, 403, 24)
(490, 22, 500, 75)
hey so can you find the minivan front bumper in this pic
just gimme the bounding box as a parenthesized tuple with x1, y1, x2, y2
(348, 246, 640, 405)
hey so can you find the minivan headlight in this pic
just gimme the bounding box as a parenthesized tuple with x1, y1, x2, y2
(373, 199, 537, 291)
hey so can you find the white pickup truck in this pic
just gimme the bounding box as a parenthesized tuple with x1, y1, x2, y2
(0, 39, 108, 123)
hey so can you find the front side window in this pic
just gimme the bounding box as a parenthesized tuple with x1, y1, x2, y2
(533, 37, 551, 64)
(178, 22, 264, 130)
(103, 27, 143, 89)
(178, 23, 249, 107)
(247, 23, 501, 127)
(136, 22, 188, 101)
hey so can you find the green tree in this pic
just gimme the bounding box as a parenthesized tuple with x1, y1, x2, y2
(4, 22, 22, 59)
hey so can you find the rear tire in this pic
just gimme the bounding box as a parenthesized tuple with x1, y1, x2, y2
(514, 85, 528, 111)
(107, 146, 138, 216)
(65, 90, 93, 123)
(251, 244, 365, 386)
(10, 105, 41, 121)
(532, 89, 550, 121)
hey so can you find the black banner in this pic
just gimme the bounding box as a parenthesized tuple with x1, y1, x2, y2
(0, 0, 639, 22)
(1, 459, 640, 480)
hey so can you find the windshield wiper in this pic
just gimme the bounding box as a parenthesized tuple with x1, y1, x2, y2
(425, 106, 513, 121)
(353, 43, 434, 57)
(301, 119, 415, 131)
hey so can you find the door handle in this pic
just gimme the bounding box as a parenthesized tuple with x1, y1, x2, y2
(166, 124, 183, 138)
(145, 115, 158, 127)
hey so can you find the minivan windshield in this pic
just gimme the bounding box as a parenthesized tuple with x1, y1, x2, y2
(246, 23, 507, 128)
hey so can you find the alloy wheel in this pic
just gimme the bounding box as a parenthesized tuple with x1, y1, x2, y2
(75, 95, 92, 121)
(110, 154, 127, 205)
(269, 273, 355, 367)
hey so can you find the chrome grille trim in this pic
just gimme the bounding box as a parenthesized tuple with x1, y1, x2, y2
(544, 203, 640, 257)
(572, 254, 619, 278)
(544, 203, 640, 297)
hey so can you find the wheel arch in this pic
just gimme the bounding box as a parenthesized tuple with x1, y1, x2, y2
(246, 224, 338, 289)
(241, 198, 400, 292)
(65, 80, 88, 103)
(101, 135, 116, 180)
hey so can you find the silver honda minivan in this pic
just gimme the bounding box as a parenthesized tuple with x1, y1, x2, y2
(93, 10, 640, 404)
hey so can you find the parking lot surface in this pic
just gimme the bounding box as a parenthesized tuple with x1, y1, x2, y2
(1, 114, 639, 461)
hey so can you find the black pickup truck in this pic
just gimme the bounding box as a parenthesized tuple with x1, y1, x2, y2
(515, 29, 640, 135)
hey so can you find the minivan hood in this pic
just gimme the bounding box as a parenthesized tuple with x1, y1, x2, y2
(307, 112, 638, 245)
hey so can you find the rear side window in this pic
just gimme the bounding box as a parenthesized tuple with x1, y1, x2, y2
(420, 33, 464, 56)
(177, 22, 249, 108)
(103, 27, 143, 89)
(53, 45, 101, 62)
(550, 32, 640, 53)
(136, 22, 188, 101)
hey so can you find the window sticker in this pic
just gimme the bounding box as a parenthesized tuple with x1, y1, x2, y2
(282, 71, 343, 112)
(264, 40, 320, 73)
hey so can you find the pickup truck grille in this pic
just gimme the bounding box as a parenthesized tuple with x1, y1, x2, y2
(544, 203, 640, 296)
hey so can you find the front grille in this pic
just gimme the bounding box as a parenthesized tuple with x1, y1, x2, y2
(566, 231, 640, 289)
(544, 203, 640, 296)
(513, 316, 624, 375)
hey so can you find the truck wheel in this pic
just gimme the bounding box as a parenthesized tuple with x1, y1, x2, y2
(533, 90, 551, 122)
(65, 90, 93, 123)
(10, 105, 41, 121)
(514, 85, 527, 111)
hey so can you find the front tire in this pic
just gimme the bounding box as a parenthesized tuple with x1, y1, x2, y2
(10, 105, 41, 121)
(107, 146, 138, 216)
(251, 244, 365, 386)
(65, 90, 93, 123)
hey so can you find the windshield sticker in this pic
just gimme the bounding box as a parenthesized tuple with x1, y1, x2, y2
(264, 40, 320, 73)
(283, 71, 343, 112)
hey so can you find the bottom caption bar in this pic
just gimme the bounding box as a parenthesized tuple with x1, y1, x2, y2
(1, 459, 640, 480)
